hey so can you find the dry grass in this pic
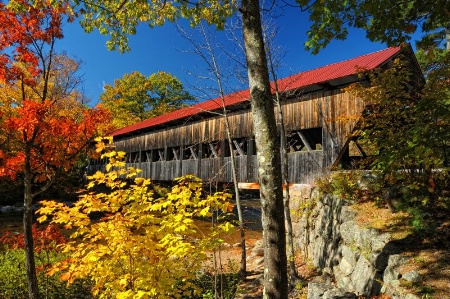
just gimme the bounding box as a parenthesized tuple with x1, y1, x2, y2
(352, 201, 413, 240)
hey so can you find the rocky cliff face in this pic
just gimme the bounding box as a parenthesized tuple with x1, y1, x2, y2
(289, 185, 421, 299)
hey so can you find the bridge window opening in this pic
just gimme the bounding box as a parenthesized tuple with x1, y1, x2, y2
(223, 140, 231, 157)
(340, 138, 369, 169)
(169, 146, 181, 161)
(125, 153, 130, 163)
(126, 152, 139, 163)
(141, 151, 148, 162)
(166, 146, 180, 161)
(142, 149, 160, 162)
(247, 138, 256, 155)
(183, 144, 199, 160)
(90, 157, 106, 165)
(287, 128, 323, 152)
(204, 141, 221, 158)
(156, 149, 165, 161)
(232, 138, 247, 156)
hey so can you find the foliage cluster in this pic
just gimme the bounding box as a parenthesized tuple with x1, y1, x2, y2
(347, 55, 450, 210)
(0, 224, 66, 253)
(60, 0, 237, 52)
(0, 224, 92, 299)
(100, 71, 194, 130)
(37, 137, 235, 298)
(299, 0, 450, 54)
(0, 0, 110, 202)
(315, 171, 364, 202)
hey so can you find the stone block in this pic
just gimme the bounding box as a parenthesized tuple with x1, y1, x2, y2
(341, 246, 359, 268)
(307, 282, 328, 299)
(334, 266, 355, 290)
(323, 289, 357, 299)
(402, 270, 422, 283)
(340, 221, 360, 244)
(341, 206, 357, 220)
(339, 256, 355, 276)
(350, 256, 376, 296)
(370, 232, 391, 253)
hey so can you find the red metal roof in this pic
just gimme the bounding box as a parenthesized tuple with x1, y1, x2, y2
(111, 46, 402, 137)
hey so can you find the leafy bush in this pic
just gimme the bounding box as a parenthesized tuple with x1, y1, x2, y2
(316, 171, 362, 201)
(0, 224, 92, 298)
(0, 249, 93, 299)
(0, 249, 29, 298)
(36, 137, 235, 298)
(347, 57, 450, 211)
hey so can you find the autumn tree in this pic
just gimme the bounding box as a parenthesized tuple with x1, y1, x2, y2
(46, 53, 89, 106)
(0, 53, 93, 200)
(0, 2, 108, 298)
(100, 71, 194, 129)
(37, 137, 235, 298)
(54, 0, 288, 296)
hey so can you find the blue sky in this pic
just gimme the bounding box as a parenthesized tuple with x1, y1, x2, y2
(54, 7, 394, 105)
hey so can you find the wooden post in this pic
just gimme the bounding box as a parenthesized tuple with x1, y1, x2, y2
(247, 138, 254, 182)
(163, 146, 168, 162)
(220, 139, 226, 181)
(179, 145, 183, 177)
(198, 143, 203, 179)
(147, 150, 153, 178)
(138, 144, 142, 177)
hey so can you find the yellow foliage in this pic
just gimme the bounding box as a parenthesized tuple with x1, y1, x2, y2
(37, 141, 234, 298)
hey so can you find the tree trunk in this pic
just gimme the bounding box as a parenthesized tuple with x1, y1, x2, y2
(224, 116, 247, 278)
(24, 150, 40, 299)
(240, 0, 288, 297)
(264, 26, 299, 281)
(276, 91, 298, 282)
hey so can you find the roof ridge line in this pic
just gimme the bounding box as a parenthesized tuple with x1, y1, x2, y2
(294, 46, 401, 75)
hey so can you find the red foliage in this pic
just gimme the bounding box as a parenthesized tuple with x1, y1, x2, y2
(0, 100, 110, 180)
(0, 0, 68, 84)
(0, 224, 66, 253)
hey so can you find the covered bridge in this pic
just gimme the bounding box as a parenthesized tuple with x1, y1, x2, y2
(94, 45, 422, 185)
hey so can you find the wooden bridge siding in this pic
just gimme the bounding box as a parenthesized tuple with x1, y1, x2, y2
(116, 151, 322, 184)
(110, 89, 365, 183)
(113, 111, 253, 153)
(282, 90, 362, 142)
(113, 90, 362, 154)
(287, 150, 324, 184)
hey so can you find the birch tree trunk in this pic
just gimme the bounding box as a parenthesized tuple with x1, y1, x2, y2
(241, 0, 288, 297)
(263, 22, 299, 281)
